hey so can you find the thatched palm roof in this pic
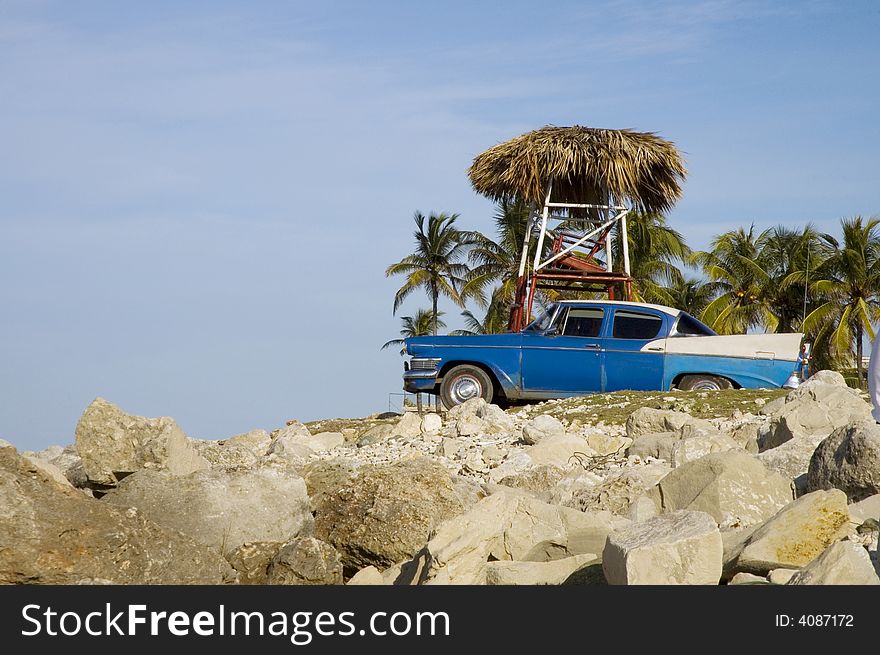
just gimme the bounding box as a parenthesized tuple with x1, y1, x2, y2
(468, 126, 686, 213)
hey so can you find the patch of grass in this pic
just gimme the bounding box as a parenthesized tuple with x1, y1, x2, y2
(512, 388, 789, 426)
(302, 388, 791, 436)
(304, 415, 400, 436)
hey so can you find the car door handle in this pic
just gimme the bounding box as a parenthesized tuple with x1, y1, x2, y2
(583, 343, 601, 350)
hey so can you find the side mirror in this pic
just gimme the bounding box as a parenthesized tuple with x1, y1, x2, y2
(544, 327, 559, 337)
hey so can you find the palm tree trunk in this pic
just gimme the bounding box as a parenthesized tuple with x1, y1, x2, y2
(431, 282, 438, 337)
(857, 322, 864, 389)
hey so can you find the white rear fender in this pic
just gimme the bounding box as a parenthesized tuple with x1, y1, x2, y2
(642, 333, 803, 362)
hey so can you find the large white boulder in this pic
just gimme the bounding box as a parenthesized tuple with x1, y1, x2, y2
(411, 492, 626, 585)
(807, 420, 880, 502)
(786, 541, 880, 585)
(734, 489, 850, 575)
(75, 398, 209, 486)
(653, 451, 793, 528)
(602, 510, 723, 585)
(485, 554, 599, 585)
(521, 415, 566, 445)
(526, 433, 596, 468)
(102, 466, 313, 553)
(761, 382, 872, 450)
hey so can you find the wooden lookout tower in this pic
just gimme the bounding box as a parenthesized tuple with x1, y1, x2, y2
(468, 126, 686, 331)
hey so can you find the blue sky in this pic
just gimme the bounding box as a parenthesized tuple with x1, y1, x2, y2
(2, 1, 879, 451)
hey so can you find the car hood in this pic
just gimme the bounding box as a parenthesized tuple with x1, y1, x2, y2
(405, 332, 522, 355)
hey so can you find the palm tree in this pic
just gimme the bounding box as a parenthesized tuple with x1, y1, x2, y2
(386, 211, 476, 335)
(764, 225, 825, 333)
(450, 289, 511, 335)
(381, 309, 446, 355)
(695, 225, 776, 334)
(665, 276, 717, 317)
(802, 216, 880, 387)
(462, 199, 531, 309)
(615, 211, 692, 305)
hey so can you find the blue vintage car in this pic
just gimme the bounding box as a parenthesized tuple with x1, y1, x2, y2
(402, 300, 803, 408)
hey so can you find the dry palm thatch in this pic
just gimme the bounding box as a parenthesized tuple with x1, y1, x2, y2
(468, 126, 686, 213)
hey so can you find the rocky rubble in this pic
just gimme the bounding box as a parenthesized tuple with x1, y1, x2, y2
(0, 445, 233, 584)
(2, 382, 879, 585)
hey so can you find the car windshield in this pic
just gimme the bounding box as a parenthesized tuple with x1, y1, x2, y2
(523, 304, 558, 332)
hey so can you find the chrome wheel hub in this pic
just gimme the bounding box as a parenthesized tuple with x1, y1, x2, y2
(451, 376, 481, 404)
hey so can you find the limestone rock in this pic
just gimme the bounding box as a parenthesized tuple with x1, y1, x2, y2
(563, 465, 669, 517)
(762, 383, 872, 450)
(307, 432, 345, 452)
(806, 420, 880, 502)
(267, 537, 344, 585)
(20, 454, 73, 488)
(654, 451, 793, 528)
(74, 398, 209, 486)
(313, 458, 473, 573)
(193, 440, 260, 470)
(0, 446, 232, 584)
(421, 413, 442, 433)
(225, 541, 283, 584)
(476, 403, 515, 433)
(357, 423, 394, 447)
(768, 568, 798, 585)
(760, 397, 786, 416)
(729, 572, 768, 585)
(802, 369, 847, 386)
(627, 432, 680, 461)
(628, 496, 660, 522)
(756, 432, 827, 495)
(729, 423, 761, 454)
(102, 466, 313, 553)
(671, 432, 743, 468)
(735, 489, 850, 575)
(526, 433, 596, 468)
(485, 554, 599, 585)
(435, 438, 464, 459)
(392, 412, 423, 439)
(412, 492, 626, 585)
(602, 510, 723, 585)
(347, 565, 385, 585)
(626, 408, 715, 439)
(448, 398, 514, 436)
(220, 429, 272, 455)
(721, 525, 758, 578)
(267, 435, 315, 462)
(25, 444, 86, 487)
(787, 541, 880, 585)
(521, 415, 566, 445)
(498, 465, 566, 494)
(276, 421, 312, 439)
(848, 494, 880, 524)
(300, 458, 358, 510)
(585, 433, 632, 457)
(455, 414, 486, 437)
(481, 445, 505, 464)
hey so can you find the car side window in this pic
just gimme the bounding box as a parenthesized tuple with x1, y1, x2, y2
(562, 308, 605, 337)
(671, 313, 716, 336)
(612, 310, 663, 339)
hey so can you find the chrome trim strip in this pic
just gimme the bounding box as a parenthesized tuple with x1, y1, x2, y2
(403, 370, 440, 380)
(665, 351, 797, 363)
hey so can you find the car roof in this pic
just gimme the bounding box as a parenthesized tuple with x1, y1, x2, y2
(555, 299, 681, 317)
